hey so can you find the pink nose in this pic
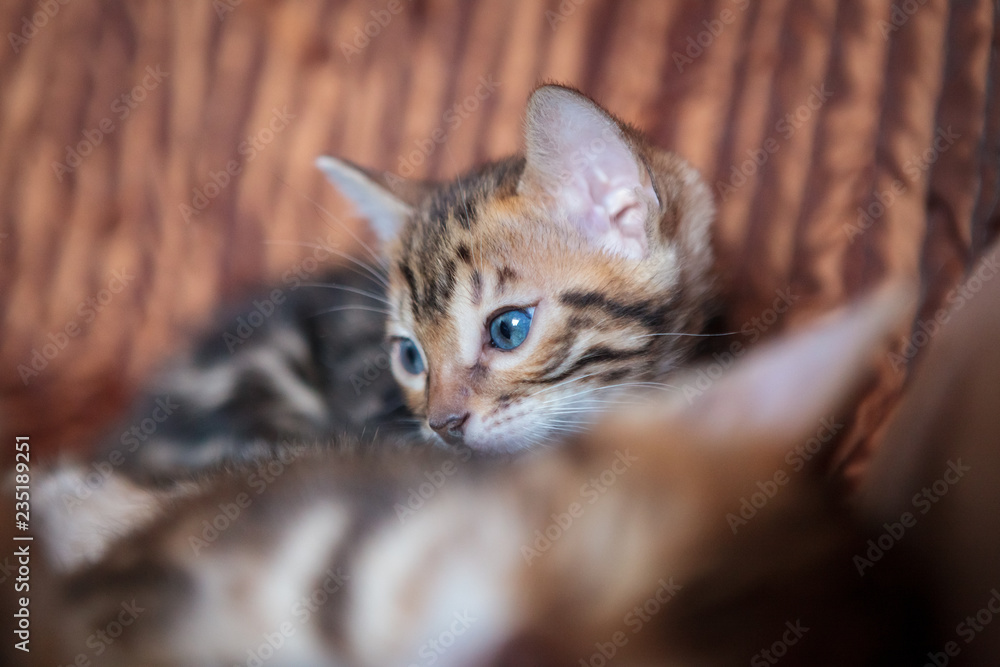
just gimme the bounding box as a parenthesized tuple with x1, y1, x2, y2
(428, 412, 469, 444)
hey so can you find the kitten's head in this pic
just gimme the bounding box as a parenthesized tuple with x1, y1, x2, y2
(319, 85, 715, 452)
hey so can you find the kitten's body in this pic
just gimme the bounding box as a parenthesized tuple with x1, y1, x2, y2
(14, 285, 942, 667)
(91, 266, 415, 480)
(320, 85, 716, 452)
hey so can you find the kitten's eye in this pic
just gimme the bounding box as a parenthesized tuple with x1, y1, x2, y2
(489, 308, 533, 350)
(395, 338, 425, 375)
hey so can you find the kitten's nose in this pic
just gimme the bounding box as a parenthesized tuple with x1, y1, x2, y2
(428, 412, 469, 444)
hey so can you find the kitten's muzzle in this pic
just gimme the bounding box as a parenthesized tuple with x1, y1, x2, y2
(428, 412, 469, 444)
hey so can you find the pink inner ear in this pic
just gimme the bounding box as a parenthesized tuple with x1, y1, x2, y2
(543, 159, 656, 260)
(603, 185, 653, 257)
(521, 87, 658, 260)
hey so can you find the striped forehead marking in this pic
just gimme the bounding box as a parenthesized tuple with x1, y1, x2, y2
(395, 157, 525, 319)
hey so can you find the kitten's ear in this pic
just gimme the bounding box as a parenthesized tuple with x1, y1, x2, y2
(316, 156, 414, 245)
(682, 284, 916, 454)
(518, 85, 659, 260)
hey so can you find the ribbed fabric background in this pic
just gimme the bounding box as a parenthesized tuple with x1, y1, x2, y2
(0, 0, 997, 483)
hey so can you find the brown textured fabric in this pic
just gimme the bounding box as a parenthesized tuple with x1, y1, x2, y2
(0, 1, 997, 484)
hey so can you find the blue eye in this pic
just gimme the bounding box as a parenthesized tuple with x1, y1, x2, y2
(489, 308, 533, 350)
(396, 338, 425, 375)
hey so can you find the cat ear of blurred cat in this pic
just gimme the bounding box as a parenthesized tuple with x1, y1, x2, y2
(518, 85, 660, 260)
(670, 283, 915, 458)
(316, 155, 414, 245)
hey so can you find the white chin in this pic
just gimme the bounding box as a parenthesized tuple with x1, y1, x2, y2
(422, 428, 525, 454)
(462, 436, 533, 455)
(460, 423, 557, 455)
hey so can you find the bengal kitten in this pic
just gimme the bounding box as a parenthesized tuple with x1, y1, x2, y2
(72, 265, 414, 482)
(318, 84, 716, 453)
(13, 286, 937, 666)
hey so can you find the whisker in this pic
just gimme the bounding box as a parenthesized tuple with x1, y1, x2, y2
(297, 282, 393, 306)
(546, 402, 623, 413)
(527, 372, 604, 399)
(543, 425, 585, 437)
(263, 240, 389, 288)
(545, 408, 604, 417)
(537, 381, 675, 409)
(546, 419, 579, 433)
(272, 172, 387, 270)
(635, 331, 738, 338)
(308, 305, 392, 317)
(546, 422, 592, 440)
(545, 417, 595, 426)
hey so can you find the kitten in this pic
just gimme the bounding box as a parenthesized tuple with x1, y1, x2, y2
(318, 84, 716, 453)
(12, 284, 937, 666)
(89, 265, 416, 481)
